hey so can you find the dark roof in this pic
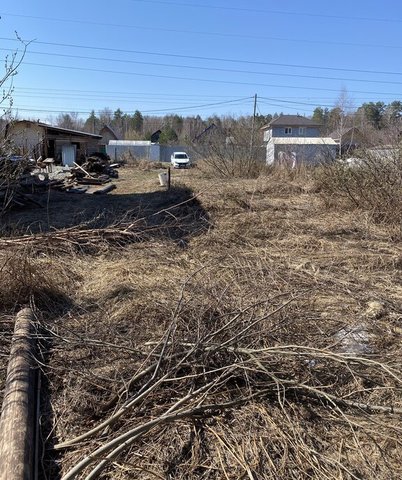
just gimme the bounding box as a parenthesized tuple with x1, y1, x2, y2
(99, 124, 119, 140)
(261, 115, 321, 130)
(150, 130, 161, 143)
(329, 126, 363, 140)
(8, 120, 102, 139)
(193, 123, 227, 143)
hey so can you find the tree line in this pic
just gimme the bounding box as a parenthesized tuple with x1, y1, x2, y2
(52, 109, 270, 144)
(312, 101, 402, 134)
(2, 99, 400, 147)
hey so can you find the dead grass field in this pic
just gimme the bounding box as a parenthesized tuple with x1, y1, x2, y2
(1, 164, 402, 479)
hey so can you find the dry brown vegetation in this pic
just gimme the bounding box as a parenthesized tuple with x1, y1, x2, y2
(317, 152, 402, 224)
(1, 163, 402, 479)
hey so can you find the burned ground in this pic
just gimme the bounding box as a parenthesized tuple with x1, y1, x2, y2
(1, 165, 401, 479)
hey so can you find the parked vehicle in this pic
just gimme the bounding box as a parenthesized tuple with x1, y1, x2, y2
(171, 152, 190, 169)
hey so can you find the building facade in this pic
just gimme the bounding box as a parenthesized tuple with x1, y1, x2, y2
(6, 120, 102, 166)
(261, 115, 337, 165)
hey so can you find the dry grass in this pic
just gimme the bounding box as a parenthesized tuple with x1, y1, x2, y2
(119, 151, 166, 171)
(316, 153, 402, 226)
(1, 166, 402, 479)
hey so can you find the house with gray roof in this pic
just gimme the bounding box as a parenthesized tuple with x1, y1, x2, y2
(261, 115, 337, 166)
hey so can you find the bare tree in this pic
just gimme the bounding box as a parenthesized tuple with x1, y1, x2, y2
(55, 112, 84, 131)
(330, 87, 355, 156)
(0, 34, 29, 142)
(1, 34, 29, 214)
(193, 116, 265, 177)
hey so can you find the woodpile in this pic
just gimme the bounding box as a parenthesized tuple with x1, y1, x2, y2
(0, 156, 119, 212)
(46, 167, 117, 195)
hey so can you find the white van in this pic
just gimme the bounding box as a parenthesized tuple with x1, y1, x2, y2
(171, 152, 190, 169)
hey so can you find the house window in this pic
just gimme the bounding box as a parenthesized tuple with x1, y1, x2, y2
(299, 127, 306, 135)
(284, 127, 292, 135)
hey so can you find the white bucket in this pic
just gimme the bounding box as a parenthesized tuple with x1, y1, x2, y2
(158, 172, 168, 186)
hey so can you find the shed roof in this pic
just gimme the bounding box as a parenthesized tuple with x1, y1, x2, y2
(8, 120, 102, 139)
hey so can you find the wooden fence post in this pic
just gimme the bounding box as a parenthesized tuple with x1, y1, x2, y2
(0, 308, 36, 480)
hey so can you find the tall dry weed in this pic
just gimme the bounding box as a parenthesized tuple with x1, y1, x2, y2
(0, 250, 77, 312)
(316, 152, 402, 225)
(119, 151, 165, 170)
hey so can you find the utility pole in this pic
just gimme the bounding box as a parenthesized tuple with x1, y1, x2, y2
(249, 93, 258, 159)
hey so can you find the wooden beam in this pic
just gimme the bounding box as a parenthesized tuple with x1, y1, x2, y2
(0, 308, 36, 480)
(73, 161, 95, 178)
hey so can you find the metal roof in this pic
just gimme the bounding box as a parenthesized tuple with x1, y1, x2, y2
(269, 137, 337, 145)
(9, 120, 102, 139)
(109, 140, 152, 146)
(261, 115, 322, 129)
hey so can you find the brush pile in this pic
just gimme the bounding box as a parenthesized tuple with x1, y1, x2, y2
(41, 249, 402, 479)
(0, 156, 40, 211)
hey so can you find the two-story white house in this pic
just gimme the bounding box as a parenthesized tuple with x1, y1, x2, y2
(261, 115, 337, 166)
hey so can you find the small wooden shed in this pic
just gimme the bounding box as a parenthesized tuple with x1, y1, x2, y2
(6, 120, 102, 166)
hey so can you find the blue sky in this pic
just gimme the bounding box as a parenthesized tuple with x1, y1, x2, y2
(1, 0, 402, 121)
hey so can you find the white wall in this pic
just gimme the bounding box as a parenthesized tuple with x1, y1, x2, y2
(265, 141, 275, 164)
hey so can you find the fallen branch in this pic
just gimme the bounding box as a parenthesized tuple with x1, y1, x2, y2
(62, 388, 272, 480)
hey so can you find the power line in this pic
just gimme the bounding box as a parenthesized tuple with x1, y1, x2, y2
(258, 102, 312, 115)
(3, 36, 402, 76)
(13, 94, 241, 106)
(10, 96, 252, 115)
(21, 61, 402, 97)
(13, 87, 400, 102)
(3, 47, 402, 86)
(15, 86, 240, 99)
(260, 97, 334, 108)
(258, 100, 328, 112)
(2, 13, 402, 52)
(142, 98, 252, 113)
(129, 0, 402, 24)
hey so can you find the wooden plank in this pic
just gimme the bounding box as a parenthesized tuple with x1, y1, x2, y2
(77, 177, 107, 185)
(73, 161, 95, 178)
(0, 308, 36, 480)
(67, 186, 88, 194)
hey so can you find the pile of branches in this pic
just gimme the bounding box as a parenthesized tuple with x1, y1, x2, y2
(0, 192, 205, 252)
(43, 287, 402, 479)
(0, 218, 150, 252)
(0, 156, 34, 214)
